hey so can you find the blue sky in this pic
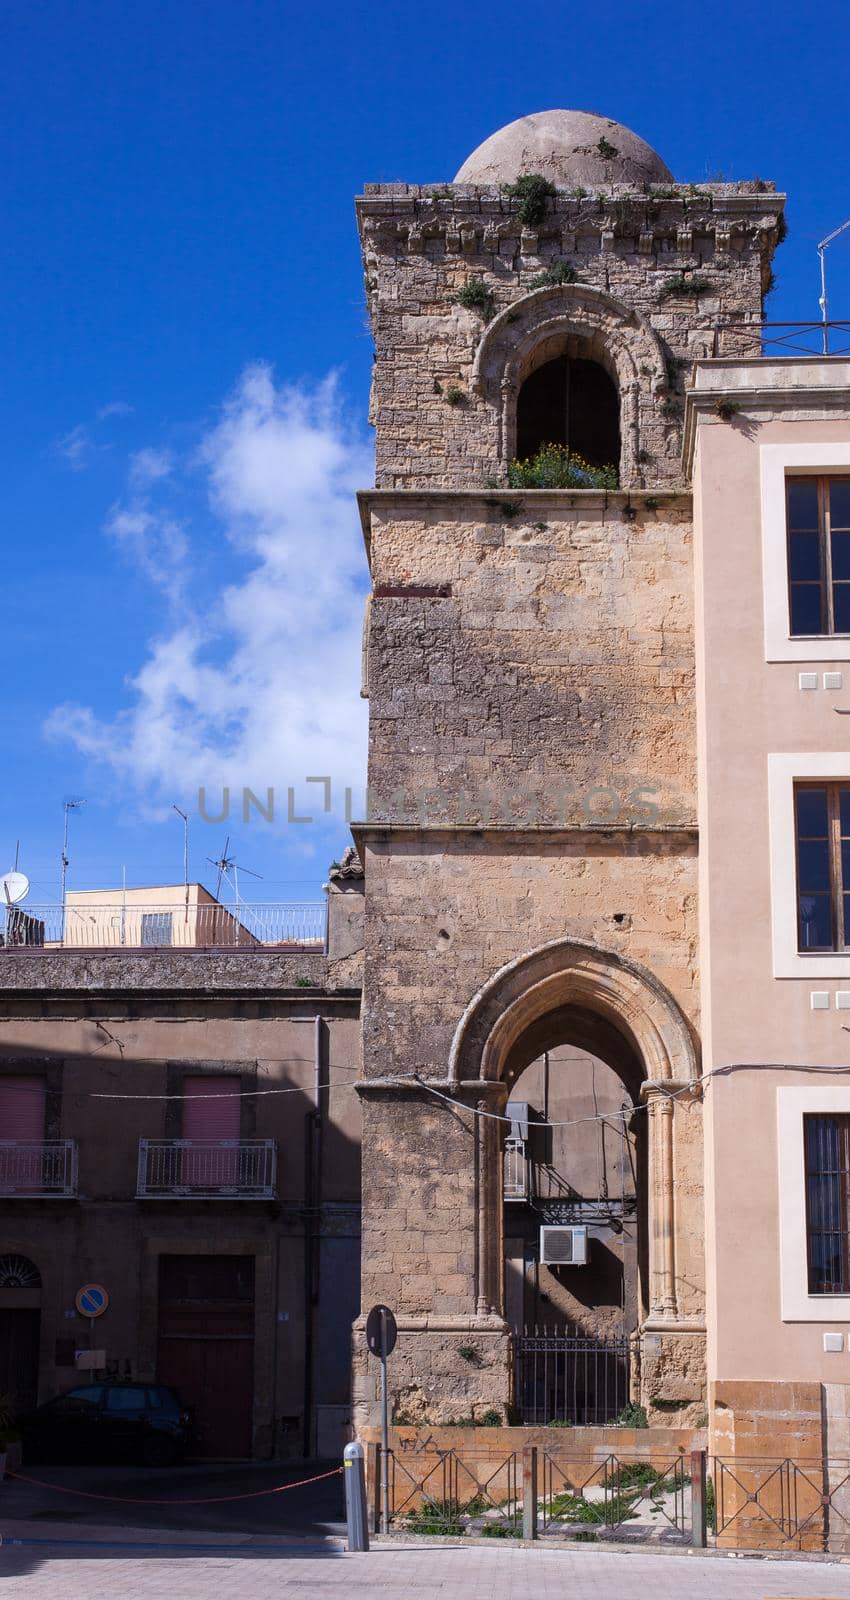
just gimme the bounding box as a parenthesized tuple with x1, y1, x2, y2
(2, 0, 849, 906)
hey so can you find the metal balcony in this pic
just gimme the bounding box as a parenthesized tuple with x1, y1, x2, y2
(136, 1139, 277, 1199)
(504, 1137, 529, 1201)
(0, 1141, 78, 1198)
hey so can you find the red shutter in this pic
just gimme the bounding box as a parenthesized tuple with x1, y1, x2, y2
(181, 1077, 240, 1139)
(181, 1076, 240, 1188)
(0, 1078, 46, 1140)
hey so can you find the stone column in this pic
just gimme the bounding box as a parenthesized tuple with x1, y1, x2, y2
(644, 1084, 677, 1319)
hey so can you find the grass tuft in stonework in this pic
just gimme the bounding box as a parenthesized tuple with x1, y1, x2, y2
(613, 1401, 648, 1428)
(456, 279, 495, 320)
(508, 444, 618, 490)
(528, 261, 579, 289)
(503, 174, 557, 227)
(659, 274, 711, 299)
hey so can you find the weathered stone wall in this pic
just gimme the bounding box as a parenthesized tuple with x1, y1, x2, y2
(359, 832, 699, 1077)
(352, 155, 730, 1436)
(363, 491, 695, 828)
(357, 181, 783, 489)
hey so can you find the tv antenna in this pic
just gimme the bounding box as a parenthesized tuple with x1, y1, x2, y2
(206, 837, 262, 909)
(60, 798, 86, 909)
(172, 805, 189, 920)
(818, 217, 850, 353)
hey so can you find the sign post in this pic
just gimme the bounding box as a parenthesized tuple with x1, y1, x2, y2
(74, 1283, 109, 1358)
(366, 1303, 397, 1534)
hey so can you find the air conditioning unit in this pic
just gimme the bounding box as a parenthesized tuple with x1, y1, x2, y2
(539, 1225, 588, 1266)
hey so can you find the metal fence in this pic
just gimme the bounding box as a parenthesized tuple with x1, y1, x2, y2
(367, 1445, 850, 1552)
(379, 1447, 522, 1538)
(371, 1445, 690, 1542)
(0, 1140, 78, 1198)
(719, 320, 850, 358)
(1, 901, 325, 950)
(711, 1456, 850, 1553)
(136, 1138, 278, 1199)
(513, 1327, 630, 1426)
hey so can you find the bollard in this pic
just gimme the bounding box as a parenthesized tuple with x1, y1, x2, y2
(344, 1440, 370, 1552)
(691, 1447, 707, 1548)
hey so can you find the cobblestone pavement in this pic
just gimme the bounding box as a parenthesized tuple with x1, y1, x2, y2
(5, 1533, 850, 1598)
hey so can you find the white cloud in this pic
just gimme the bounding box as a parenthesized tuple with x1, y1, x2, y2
(47, 364, 373, 811)
(104, 502, 188, 597)
(97, 401, 134, 421)
(55, 424, 94, 470)
(129, 447, 172, 486)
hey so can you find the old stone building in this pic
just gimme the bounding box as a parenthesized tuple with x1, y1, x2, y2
(6, 107, 850, 1477)
(350, 107, 850, 1462)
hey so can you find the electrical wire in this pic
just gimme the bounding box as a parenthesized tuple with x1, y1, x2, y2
(1, 1059, 848, 1115)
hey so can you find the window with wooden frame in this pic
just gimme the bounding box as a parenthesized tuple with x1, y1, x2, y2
(787, 476, 850, 636)
(794, 782, 850, 951)
(804, 1113, 850, 1293)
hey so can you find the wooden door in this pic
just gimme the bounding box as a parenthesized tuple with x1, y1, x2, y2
(156, 1255, 254, 1457)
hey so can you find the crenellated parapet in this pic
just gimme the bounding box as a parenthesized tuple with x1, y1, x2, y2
(357, 182, 784, 490)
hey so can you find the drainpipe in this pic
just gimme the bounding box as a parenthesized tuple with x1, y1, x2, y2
(302, 1015, 324, 1457)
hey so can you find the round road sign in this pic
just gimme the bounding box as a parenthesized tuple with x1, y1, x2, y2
(366, 1304, 398, 1358)
(75, 1283, 109, 1319)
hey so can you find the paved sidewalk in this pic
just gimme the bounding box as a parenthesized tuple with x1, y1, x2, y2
(4, 1534, 850, 1598)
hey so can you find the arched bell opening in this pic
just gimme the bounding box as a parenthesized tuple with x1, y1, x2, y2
(515, 353, 621, 471)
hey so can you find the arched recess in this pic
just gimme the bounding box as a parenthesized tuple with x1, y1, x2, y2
(0, 1252, 42, 1411)
(471, 284, 667, 486)
(447, 939, 699, 1324)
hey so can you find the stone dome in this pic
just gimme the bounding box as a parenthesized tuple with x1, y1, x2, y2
(454, 110, 673, 188)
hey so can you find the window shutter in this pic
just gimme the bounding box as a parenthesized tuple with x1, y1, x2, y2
(0, 1077, 46, 1141)
(181, 1076, 240, 1140)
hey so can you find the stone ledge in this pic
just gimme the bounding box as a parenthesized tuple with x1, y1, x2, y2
(0, 949, 362, 997)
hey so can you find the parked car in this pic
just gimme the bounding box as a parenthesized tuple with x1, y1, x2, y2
(19, 1382, 193, 1467)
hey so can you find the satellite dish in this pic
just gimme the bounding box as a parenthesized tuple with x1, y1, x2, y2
(0, 872, 29, 906)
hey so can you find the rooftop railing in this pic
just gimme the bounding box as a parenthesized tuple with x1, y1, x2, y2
(719, 320, 850, 358)
(0, 902, 325, 951)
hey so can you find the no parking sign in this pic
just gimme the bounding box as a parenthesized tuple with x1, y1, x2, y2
(75, 1283, 109, 1319)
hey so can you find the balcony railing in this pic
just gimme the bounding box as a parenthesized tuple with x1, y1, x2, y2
(0, 1141, 78, 1198)
(1, 902, 325, 951)
(136, 1138, 277, 1199)
(504, 1137, 529, 1201)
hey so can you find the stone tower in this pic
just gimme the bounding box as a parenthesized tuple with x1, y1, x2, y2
(352, 110, 784, 1427)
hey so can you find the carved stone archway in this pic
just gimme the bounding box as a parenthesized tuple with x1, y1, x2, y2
(471, 283, 668, 486)
(448, 938, 699, 1325)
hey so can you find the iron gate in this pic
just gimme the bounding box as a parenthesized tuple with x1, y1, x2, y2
(513, 1326, 630, 1425)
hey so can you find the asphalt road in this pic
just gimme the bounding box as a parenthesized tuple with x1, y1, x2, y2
(0, 1457, 347, 1537)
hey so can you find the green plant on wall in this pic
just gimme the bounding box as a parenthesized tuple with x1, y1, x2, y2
(596, 136, 619, 161)
(503, 174, 557, 227)
(528, 262, 579, 289)
(660, 274, 711, 300)
(456, 279, 495, 321)
(508, 444, 618, 490)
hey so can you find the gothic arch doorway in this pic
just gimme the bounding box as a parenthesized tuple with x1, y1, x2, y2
(448, 939, 699, 1336)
